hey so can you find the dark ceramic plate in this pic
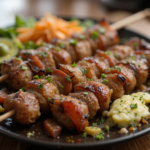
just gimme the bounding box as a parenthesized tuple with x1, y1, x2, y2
(0, 18, 150, 149)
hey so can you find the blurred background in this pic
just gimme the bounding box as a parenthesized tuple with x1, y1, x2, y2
(0, 0, 150, 37)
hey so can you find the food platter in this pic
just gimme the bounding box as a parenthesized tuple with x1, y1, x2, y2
(0, 17, 150, 149)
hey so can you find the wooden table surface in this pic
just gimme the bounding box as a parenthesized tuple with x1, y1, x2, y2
(0, 0, 150, 149)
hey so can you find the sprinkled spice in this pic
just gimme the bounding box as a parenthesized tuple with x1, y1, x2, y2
(38, 81, 45, 89)
(21, 65, 28, 70)
(39, 52, 48, 57)
(71, 62, 76, 67)
(70, 39, 78, 45)
(101, 74, 107, 78)
(134, 113, 137, 117)
(47, 68, 52, 73)
(102, 79, 108, 85)
(91, 31, 99, 40)
(130, 103, 138, 109)
(66, 76, 71, 81)
(81, 68, 88, 75)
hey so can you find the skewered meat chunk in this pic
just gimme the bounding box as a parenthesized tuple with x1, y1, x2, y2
(59, 64, 87, 86)
(69, 91, 100, 119)
(44, 69, 72, 95)
(43, 118, 63, 138)
(25, 79, 59, 113)
(4, 91, 40, 124)
(51, 95, 89, 132)
(109, 45, 134, 60)
(124, 37, 150, 50)
(1, 57, 33, 90)
(74, 81, 111, 113)
(100, 73, 125, 100)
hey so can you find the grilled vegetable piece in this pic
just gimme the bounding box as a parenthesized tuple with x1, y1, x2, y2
(51, 95, 89, 132)
(124, 37, 150, 50)
(0, 90, 8, 104)
(69, 91, 100, 119)
(43, 118, 63, 138)
(27, 55, 46, 77)
(50, 69, 72, 95)
(25, 79, 59, 113)
(1, 57, 33, 90)
(4, 91, 40, 124)
(59, 64, 87, 86)
(74, 81, 111, 113)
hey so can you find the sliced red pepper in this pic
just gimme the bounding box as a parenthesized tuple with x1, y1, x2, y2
(0, 90, 8, 104)
(27, 55, 46, 77)
(61, 100, 89, 133)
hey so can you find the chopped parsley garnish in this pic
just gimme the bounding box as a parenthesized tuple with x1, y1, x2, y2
(19, 87, 25, 91)
(105, 51, 110, 55)
(82, 82, 86, 84)
(114, 54, 118, 58)
(16, 58, 21, 61)
(133, 42, 138, 47)
(56, 48, 60, 52)
(40, 75, 45, 79)
(53, 122, 56, 124)
(141, 54, 146, 59)
(21, 65, 28, 70)
(87, 78, 94, 81)
(91, 31, 99, 40)
(33, 75, 39, 79)
(114, 66, 121, 71)
(46, 76, 52, 82)
(92, 122, 97, 126)
(66, 76, 71, 81)
(135, 113, 137, 117)
(71, 62, 76, 67)
(84, 85, 89, 88)
(83, 92, 88, 95)
(99, 27, 105, 34)
(131, 61, 135, 65)
(101, 74, 107, 78)
(69, 39, 78, 46)
(131, 55, 136, 60)
(55, 90, 57, 93)
(79, 34, 85, 40)
(60, 85, 64, 88)
(27, 131, 35, 138)
(48, 98, 51, 102)
(38, 81, 45, 89)
(102, 79, 108, 85)
(95, 134, 104, 140)
(39, 52, 48, 57)
(65, 119, 70, 123)
(60, 42, 65, 48)
(138, 64, 141, 67)
(81, 68, 88, 75)
(130, 103, 138, 109)
(47, 68, 52, 73)
(118, 110, 122, 113)
(82, 132, 87, 138)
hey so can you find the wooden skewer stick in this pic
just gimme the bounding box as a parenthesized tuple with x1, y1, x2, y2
(111, 8, 150, 30)
(0, 110, 15, 122)
(0, 74, 9, 83)
(0, 9, 149, 84)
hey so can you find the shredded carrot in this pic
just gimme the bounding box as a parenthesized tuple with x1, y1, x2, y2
(16, 13, 83, 44)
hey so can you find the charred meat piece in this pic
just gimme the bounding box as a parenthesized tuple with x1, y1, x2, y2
(74, 81, 111, 113)
(1, 57, 33, 90)
(44, 69, 72, 95)
(51, 95, 89, 133)
(4, 91, 40, 124)
(25, 79, 59, 113)
(43, 118, 63, 138)
(59, 64, 87, 86)
(69, 91, 100, 119)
